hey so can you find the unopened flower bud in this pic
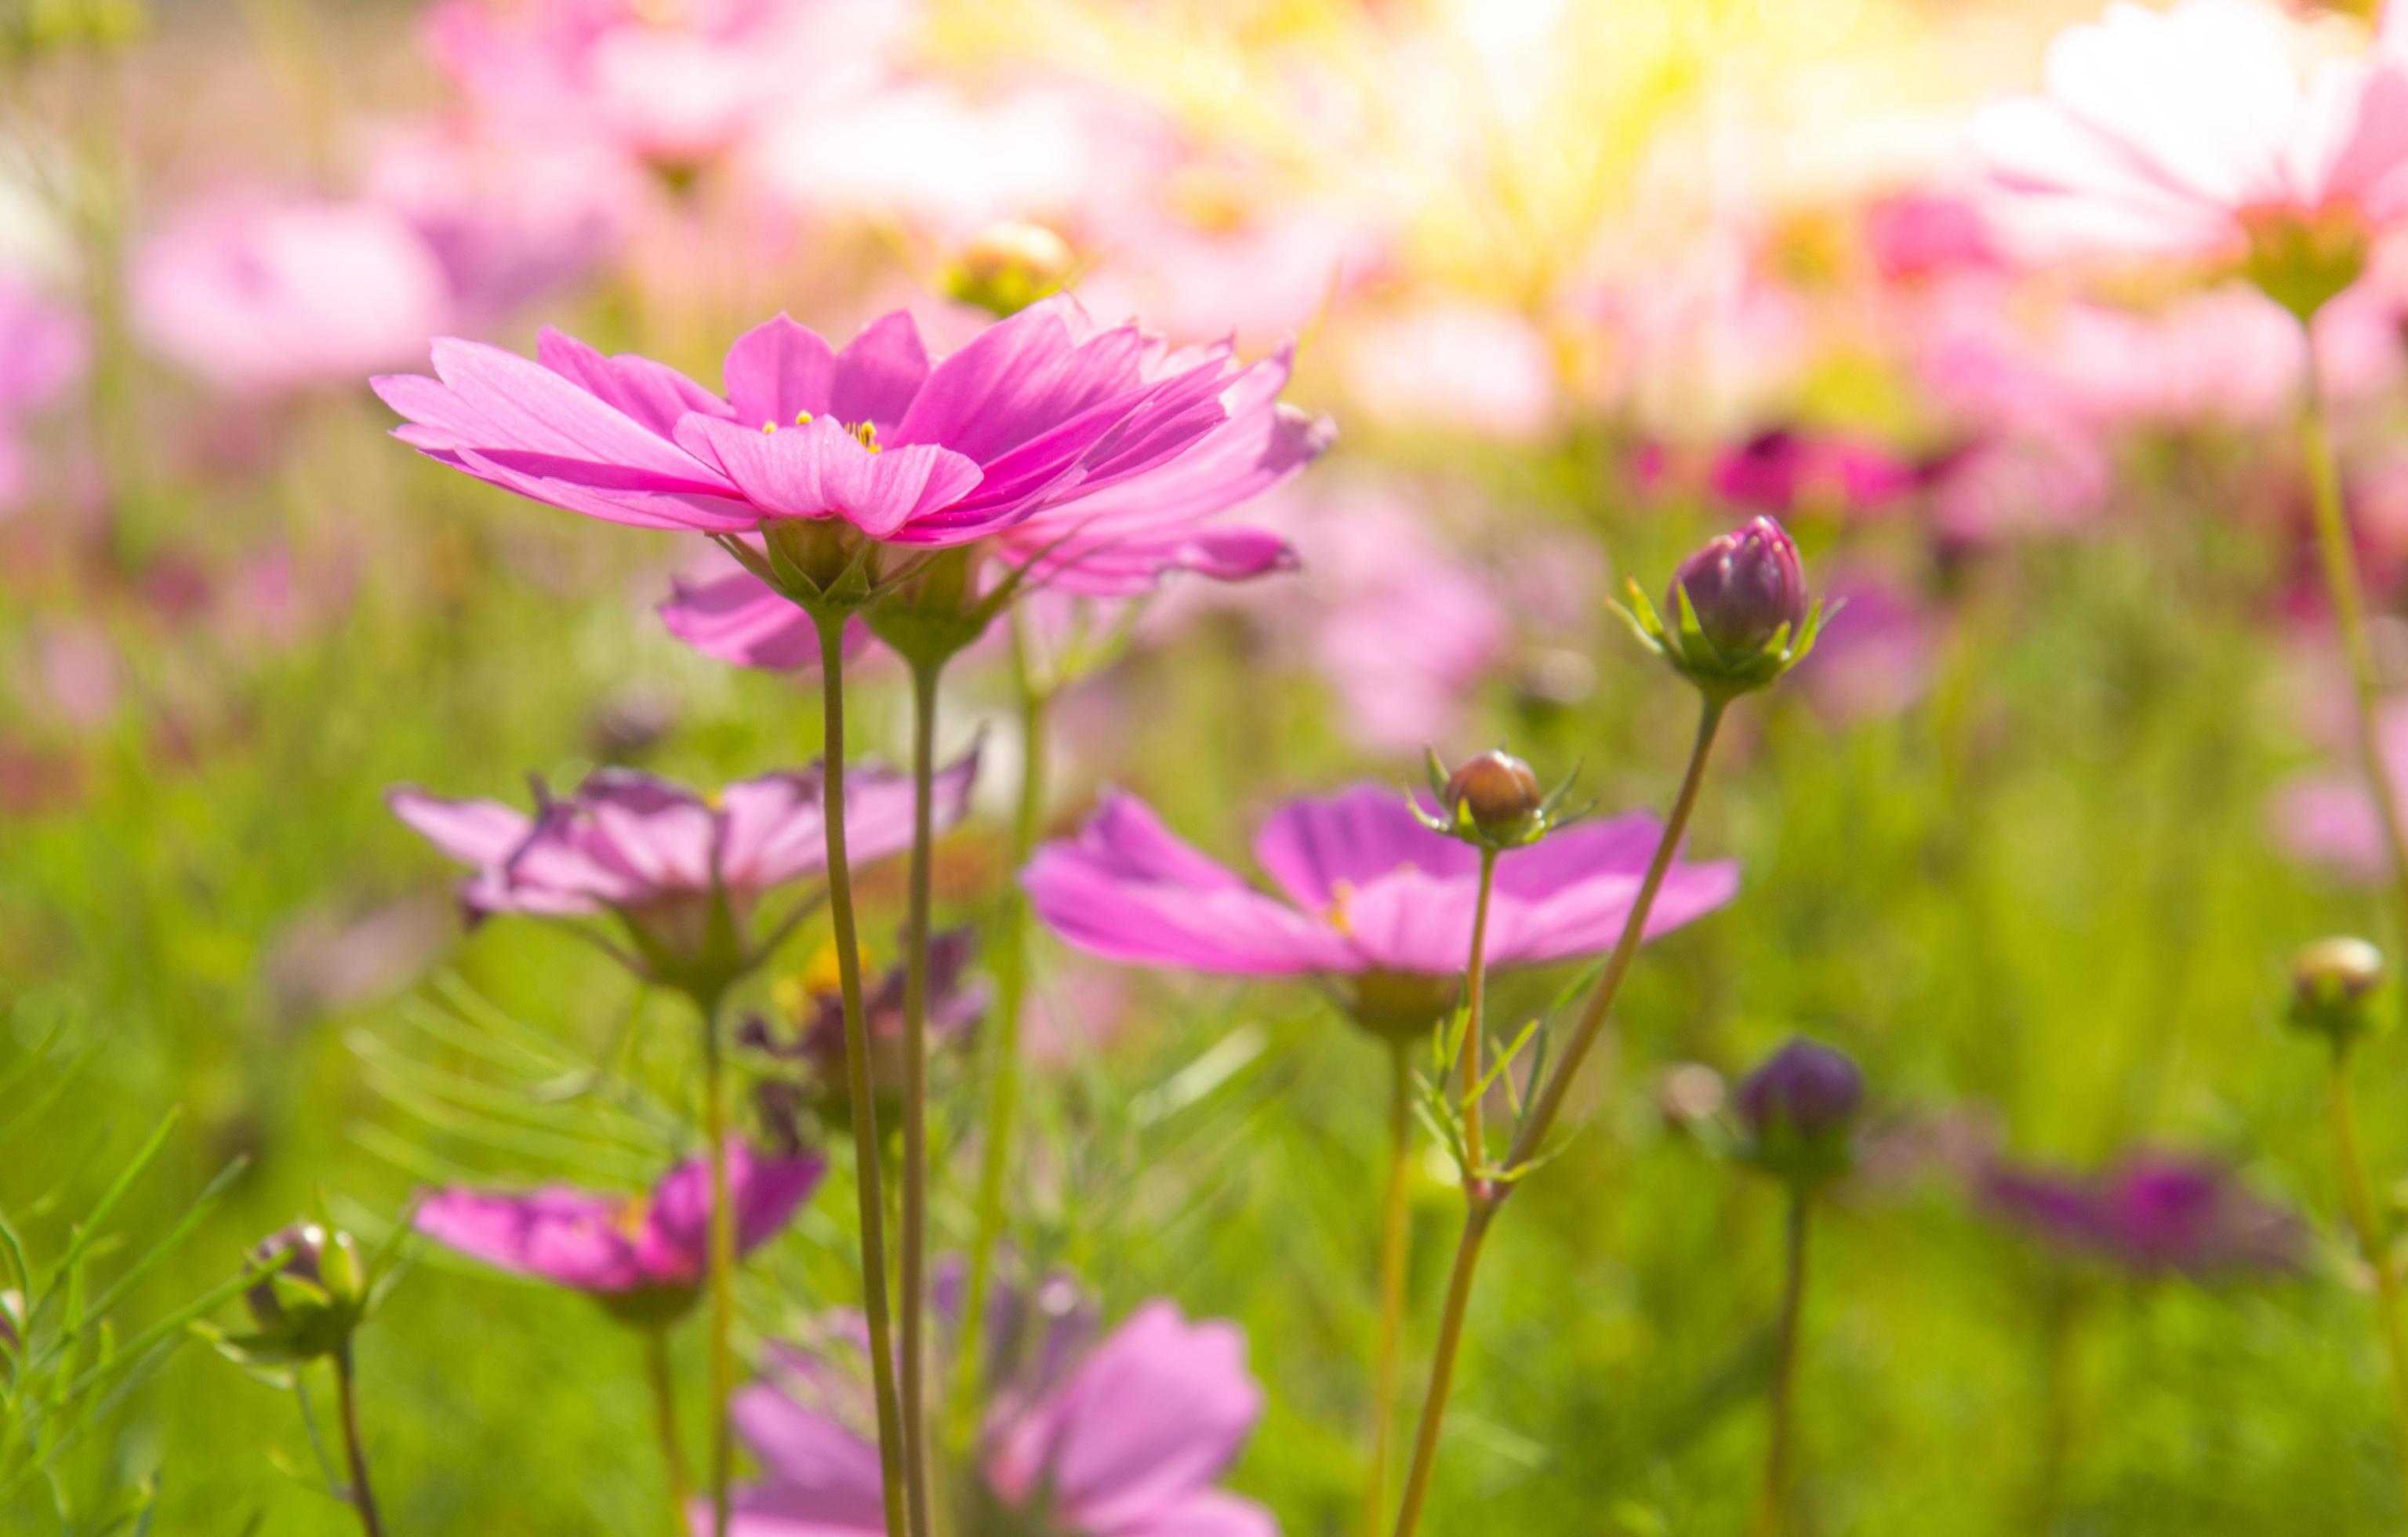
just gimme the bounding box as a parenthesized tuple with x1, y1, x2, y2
(240, 1223, 369, 1361)
(1669, 515, 1811, 658)
(2290, 936, 2388, 1046)
(1736, 1037, 1864, 1188)
(945, 222, 1077, 318)
(1444, 750, 1544, 840)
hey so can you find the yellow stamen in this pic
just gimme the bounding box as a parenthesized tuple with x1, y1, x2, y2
(761, 420, 778, 434)
(1327, 878, 1357, 938)
(615, 1195, 652, 1240)
(795, 411, 813, 426)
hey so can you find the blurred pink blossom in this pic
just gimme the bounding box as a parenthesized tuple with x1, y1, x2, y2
(1707, 428, 1939, 520)
(721, 1295, 1273, 1536)
(417, 1144, 823, 1305)
(2271, 699, 2408, 881)
(1795, 572, 1942, 724)
(426, 0, 910, 172)
(0, 274, 87, 510)
(363, 123, 637, 327)
(1338, 302, 1559, 441)
(133, 195, 452, 395)
(1863, 190, 1999, 285)
(1972, 0, 2408, 267)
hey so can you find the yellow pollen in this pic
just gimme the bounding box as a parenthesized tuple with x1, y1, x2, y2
(761, 420, 779, 434)
(796, 410, 814, 426)
(1327, 878, 1357, 938)
(615, 1195, 651, 1240)
(801, 939, 876, 997)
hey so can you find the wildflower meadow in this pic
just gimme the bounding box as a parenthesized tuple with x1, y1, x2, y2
(16, 0, 2408, 1532)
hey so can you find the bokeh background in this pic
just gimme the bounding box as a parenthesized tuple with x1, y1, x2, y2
(7, 0, 2408, 1530)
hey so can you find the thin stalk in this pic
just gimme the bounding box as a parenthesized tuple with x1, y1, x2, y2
(951, 620, 1051, 1443)
(815, 612, 913, 1537)
(700, 991, 735, 1537)
(1391, 696, 1730, 1537)
(899, 660, 942, 1537)
(2301, 354, 2408, 941)
(1360, 1041, 1416, 1537)
(2326, 1045, 2408, 1511)
(1747, 1192, 1811, 1537)
(1458, 848, 1500, 1172)
(332, 1344, 385, 1537)
(645, 1327, 695, 1530)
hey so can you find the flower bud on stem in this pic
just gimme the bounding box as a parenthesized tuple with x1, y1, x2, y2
(1390, 696, 1731, 1537)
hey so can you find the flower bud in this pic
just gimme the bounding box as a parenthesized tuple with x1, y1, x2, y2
(1669, 515, 1811, 658)
(944, 222, 1077, 318)
(239, 1223, 369, 1362)
(1444, 750, 1544, 841)
(2290, 936, 2388, 1046)
(1735, 1037, 1864, 1188)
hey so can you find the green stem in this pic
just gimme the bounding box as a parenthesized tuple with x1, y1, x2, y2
(646, 1327, 694, 1532)
(815, 612, 912, 1537)
(700, 995, 735, 1537)
(1390, 696, 1730, 1537)
(2326, 1045, 2408, 1513)
(332, 1344, 385, 1537)
(1360, 1042, 1416, 1537)
(1747, 1193, 1811, 1537)
(1458, 849, 1500, 1181)
(899, 661, 942, 1537)
(951, 622, 1051, 1444)
(2301, 356, 2408, 943)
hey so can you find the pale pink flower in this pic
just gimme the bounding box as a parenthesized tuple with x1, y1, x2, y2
(0, 274, 84, 511)
(133, 195, 452, 395)
(1338, 302, 1558, 442)
(1972, 0, 2408, 270)
(2271, 698, 2408, 880)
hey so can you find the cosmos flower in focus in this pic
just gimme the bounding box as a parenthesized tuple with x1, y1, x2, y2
(416, 1144, 824, 1322)
(719, 1288, 1275, 1535)
(1026, 787, 1738, 1037)
(1972, 0, 2408, 315)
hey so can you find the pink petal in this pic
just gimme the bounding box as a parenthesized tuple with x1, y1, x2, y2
(675, 414, 983, 536)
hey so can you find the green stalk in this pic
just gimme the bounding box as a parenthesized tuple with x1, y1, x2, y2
(645, 1326, 694, 1532)
(1359, 1042, 1416, 1537)
(699, 990, 735, 1537)
(1390, 697, 1729, 1537)
(898, 660, 943, 1537)
(2300, 354, 2408, 943)
(2326, 1042, 2408, 1513)
(332, 1343, 385, 1537)
(950, 619, 1051, 1442)
(815, 612, 913, 1537)
(1746, 1192, 1811, 1537)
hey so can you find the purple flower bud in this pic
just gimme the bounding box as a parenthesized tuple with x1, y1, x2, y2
(1736, 1037, 1865, 1145)
(1668, 515, 1811, 656)
(1443, 750, 1544, 838)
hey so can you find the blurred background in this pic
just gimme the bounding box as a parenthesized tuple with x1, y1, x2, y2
(7, 0, 2408, 1530)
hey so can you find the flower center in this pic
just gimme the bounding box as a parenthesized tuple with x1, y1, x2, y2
(760, 412, 884, 452)
(2239, 200, 2368, 322)
(1325, 878, 1357, 937)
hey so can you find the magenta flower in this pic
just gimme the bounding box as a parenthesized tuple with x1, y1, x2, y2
(1708, 429, 1936, 521)
(648, 330, 1328, 667)
(0, 275, 85, 512)
(374, 298, 1313, 583)
(1979, 1152, 2304, 1280)
(1025, 787, 1738, 1036)
(134, 194, 455, 395)
(718, 1295, 1273, 1535)
(416, 1143, 824, 1318)
(1972, 0, 2408, 300)
(389, 755, 974, 978)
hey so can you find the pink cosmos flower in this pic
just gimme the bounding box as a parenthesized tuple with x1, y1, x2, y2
(133, 194, 454, 396)
(2272, 698, 2408, 881)
(1971, 0, 2408, 270)
(718, 1294, 1273, 1536)
(416, 1143, 823, 1314)
(1707, 428, 1941, 521)
(374, 297, 1313, 568)
(363, 122, 637, 329)
(1025, 787, 1738, 1037)
(0, 274, 84, 512)
(426, 0, 909, 172)
(1979, 1151, 2304, 1279)
(648, 322, 1328, 667)
(389, 756, 974, 970)
(1862, 190, 1999, 284)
